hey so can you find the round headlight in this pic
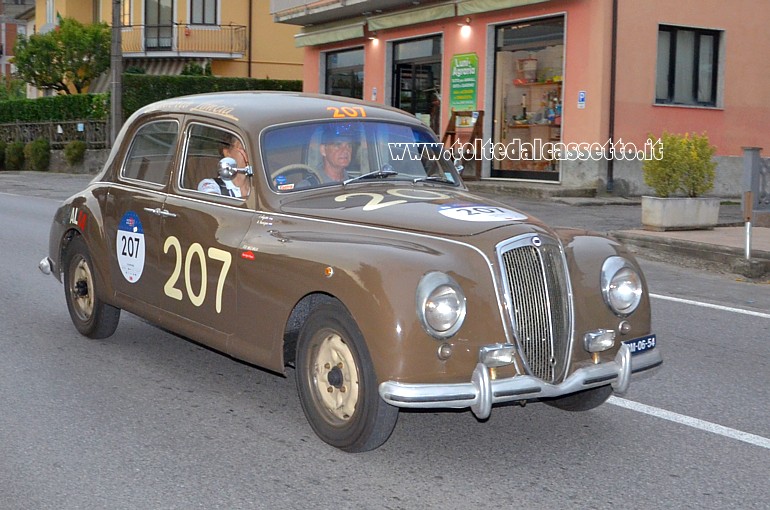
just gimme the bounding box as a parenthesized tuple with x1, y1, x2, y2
(601, 257, 643, 316)
(416, 272, 466, 339)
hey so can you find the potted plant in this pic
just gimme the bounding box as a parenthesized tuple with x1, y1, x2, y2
(641, 132, 719, 231)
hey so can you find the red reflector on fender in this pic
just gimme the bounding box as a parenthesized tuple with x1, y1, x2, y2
(241, 251, 255, 260)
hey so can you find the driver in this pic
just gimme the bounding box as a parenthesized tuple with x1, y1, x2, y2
(198, 134, 251, 198)
(317, 124, 354, 183)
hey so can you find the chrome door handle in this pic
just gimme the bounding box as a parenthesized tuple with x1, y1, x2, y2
(143, 207, 177, 218)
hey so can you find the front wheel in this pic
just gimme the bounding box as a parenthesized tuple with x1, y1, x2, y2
(63, 235, 120, 339)
(543, 385, 613, 412)
(296, 301, 398, 452)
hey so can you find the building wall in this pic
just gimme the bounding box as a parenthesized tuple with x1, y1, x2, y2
(302, 0, 614, 145)
(614, 0, 770, 156)
(211, 1, 303, 79)
(35, 0, 303, 80)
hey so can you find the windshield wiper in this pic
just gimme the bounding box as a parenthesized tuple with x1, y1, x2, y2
(343, 166, 399, 186)
(412, 175, 456, 185)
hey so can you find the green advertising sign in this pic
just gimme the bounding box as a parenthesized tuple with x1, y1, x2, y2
(449, 53, 478, 113)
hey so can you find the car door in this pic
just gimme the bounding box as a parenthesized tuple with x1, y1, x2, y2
(104, 118, 180, 319)
(154, 121, 254, 353)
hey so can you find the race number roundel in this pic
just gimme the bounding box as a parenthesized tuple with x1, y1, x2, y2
(116, 211, 146, 283)
(438, 204, 527, 222)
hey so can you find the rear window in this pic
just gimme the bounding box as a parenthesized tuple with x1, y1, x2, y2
(122, 120, 179, 185)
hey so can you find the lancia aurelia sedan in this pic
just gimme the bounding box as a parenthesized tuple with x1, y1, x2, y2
(40, 92, 661, 452)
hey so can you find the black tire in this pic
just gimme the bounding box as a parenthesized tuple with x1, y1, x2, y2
(63, 235, 120, 339)
(543, 385, 613, 412)
(296, 301, 398, 452)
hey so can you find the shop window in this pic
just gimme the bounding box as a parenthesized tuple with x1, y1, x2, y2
(656, 25, 721, 107)
(325, 48, 364, 100)
(191, 0, 217, 25)
(492, 16, 564, 181)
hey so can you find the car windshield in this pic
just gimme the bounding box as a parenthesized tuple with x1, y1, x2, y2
(261, 121, 461, 192)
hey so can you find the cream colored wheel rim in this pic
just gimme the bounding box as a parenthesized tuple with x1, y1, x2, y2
(71, 257, 94, 321)
(312, 332, 360, 422)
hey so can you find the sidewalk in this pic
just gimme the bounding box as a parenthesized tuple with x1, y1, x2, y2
(2, 171, 768, 278)
(466, 181, 770, 279)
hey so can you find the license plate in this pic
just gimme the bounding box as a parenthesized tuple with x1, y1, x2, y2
(623, 334, 656, 355)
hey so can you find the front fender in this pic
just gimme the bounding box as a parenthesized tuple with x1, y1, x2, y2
(555, 228, 653, 369)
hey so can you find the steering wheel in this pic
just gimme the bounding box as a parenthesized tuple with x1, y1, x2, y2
(271, 163, 325, 187)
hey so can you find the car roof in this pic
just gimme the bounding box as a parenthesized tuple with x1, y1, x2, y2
(134, 91, 425, 132)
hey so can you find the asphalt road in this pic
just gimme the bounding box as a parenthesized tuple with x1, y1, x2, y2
(1, 181, 768, 509)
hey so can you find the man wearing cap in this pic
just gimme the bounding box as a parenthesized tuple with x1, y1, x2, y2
(317, 124, 354, 183)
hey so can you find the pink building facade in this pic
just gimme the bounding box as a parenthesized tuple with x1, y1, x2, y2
(272, 0, 770, 195)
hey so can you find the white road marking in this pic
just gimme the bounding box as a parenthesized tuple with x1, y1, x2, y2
(650, 293, 770, 319)
(609, 397, 770, 450)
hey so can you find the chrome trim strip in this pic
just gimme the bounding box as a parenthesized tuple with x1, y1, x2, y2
(379, 343, 662, 419)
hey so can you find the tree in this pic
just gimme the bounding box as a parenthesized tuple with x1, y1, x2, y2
(12, 17, 110, 94)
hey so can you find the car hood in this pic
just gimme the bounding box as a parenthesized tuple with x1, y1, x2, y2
(275, 185, 551, 237)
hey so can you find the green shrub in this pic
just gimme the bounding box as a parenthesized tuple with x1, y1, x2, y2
(642, 132, 717, 198)
(0, 93, 109, 123)
(5, 141, 25, 170)
(64, 140, 87, 166)
(122, 74, 302, 118)
(0, 141, 6, 171)
(24, 138, 50, 172)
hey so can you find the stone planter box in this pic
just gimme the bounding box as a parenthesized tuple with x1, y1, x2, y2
(641, 196, 721, 231)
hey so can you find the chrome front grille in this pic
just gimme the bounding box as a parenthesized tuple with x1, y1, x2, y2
(498, 235, 572, 383)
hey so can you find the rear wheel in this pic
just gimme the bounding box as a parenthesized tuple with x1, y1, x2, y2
(544, 385, 613, 412)
(296, 301, 398, 452)
(63, 236, 120, 339)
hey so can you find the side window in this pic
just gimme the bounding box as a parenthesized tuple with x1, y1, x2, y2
(122, 120, 178, 185)
(180, 124, 248, 199)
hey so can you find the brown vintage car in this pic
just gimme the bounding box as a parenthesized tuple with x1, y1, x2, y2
(40, 92, 661, 452)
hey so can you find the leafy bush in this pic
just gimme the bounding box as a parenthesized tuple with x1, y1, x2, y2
(24, 138, 50, 172)
(0, 93, 109, 123)
(64, 140, 87, 166)
(642, 132, 716, 198)
(5, 141, 25, 170)
(122, 74, 302, 118)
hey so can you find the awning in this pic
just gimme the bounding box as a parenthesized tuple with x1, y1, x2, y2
(88, 58, 210, 94)
(295, 20, 365, 47)
(367, 4, 456, 31)
(457, 0, 551, 16)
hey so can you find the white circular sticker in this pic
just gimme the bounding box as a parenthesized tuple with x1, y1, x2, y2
(116, 211, 146, 283)
(438, 204, 527, 222)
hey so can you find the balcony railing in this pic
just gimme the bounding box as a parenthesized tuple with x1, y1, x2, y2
(121, 23, 247, 58)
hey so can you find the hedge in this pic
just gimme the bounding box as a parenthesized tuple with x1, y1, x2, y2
(122, 74, 302, 118)
(0, 75, 302, 125)
(0, 94, 109, 123)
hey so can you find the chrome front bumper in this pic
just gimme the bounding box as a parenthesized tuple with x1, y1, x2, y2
(379, 343, 662, 419)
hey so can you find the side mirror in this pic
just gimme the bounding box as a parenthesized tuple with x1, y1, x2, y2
(218, 157, 237, 181)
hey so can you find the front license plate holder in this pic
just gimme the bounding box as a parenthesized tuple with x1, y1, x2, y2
(623, 334, 656, 355)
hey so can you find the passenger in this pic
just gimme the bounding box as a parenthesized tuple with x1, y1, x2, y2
(198, 134, 251, 198)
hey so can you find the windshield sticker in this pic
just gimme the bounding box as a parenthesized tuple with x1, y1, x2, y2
(438, 204, 527, 222)
(116, 211, 146, 283)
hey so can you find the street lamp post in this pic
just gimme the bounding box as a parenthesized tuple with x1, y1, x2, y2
(110, 0, 123, 146)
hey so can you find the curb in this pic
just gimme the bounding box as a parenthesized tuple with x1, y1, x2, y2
(612, 231, 770, 279)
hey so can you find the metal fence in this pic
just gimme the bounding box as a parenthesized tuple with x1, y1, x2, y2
(0, 121, 110, 150)
(743, 147, 770, 213)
